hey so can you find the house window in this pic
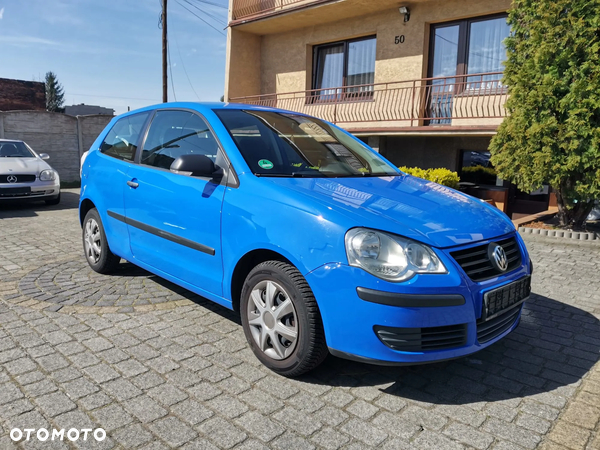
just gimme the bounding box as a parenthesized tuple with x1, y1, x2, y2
(313, 36, 376, 101)
(429, 14, 510, 82)
(427, 14, 509, 123)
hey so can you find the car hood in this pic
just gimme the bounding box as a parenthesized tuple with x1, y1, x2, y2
(0, 157, 47, 174)
(267, 175, 515, 248)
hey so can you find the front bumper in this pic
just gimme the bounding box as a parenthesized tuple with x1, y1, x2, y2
(0, 180, 60, 201)
(305, 233, 531, 365)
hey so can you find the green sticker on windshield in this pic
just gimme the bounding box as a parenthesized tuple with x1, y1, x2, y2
(258, 159, 274, 170)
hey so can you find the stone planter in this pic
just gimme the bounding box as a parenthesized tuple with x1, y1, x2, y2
(518, 227, 597, 241)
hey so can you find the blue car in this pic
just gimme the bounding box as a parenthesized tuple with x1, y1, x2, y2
(80, 103, 531, 376)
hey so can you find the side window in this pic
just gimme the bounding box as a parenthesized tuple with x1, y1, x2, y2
(141, 110, 219, 170)
(100, 112, 150, 161)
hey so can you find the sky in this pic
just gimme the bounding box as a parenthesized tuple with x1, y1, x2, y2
(0, 0, 229, 114)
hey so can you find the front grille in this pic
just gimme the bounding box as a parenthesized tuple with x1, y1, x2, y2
(0, 174, 36, 183)
(374, 323, 468, 352)
(477, 303, 521, 343)
(450, 237, 521, 282)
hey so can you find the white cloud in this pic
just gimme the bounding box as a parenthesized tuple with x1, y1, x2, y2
(0, 35, 60, 47)
(0, 7, 5, 20)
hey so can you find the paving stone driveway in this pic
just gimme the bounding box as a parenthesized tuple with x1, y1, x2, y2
(0, 189, 599, 450)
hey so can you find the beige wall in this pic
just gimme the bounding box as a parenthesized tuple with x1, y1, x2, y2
(225, 28, 262, 100)
(226, 0, 510, 99)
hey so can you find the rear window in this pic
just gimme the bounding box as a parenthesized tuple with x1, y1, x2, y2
(100, 112, 150, 161)
(214, 109, 398, 178)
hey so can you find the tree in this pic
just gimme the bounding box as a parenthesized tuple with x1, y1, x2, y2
(45, 71, 65, 112)
(489, 0, 600, 230)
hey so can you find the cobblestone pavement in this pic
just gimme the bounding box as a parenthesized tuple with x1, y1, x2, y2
(0, 190, 599, 450)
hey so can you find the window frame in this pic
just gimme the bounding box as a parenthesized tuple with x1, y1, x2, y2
(135, 108, 239, 188)
(100, 111, 152, 162)
(311, 35, 377, 103)
(427, 13, 509, 87)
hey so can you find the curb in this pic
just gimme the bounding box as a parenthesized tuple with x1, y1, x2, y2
(519, 226, 598, 241)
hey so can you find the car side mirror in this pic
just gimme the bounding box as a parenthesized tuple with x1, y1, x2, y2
(39, 153, 50, 160)
(170, 154, 222, 181)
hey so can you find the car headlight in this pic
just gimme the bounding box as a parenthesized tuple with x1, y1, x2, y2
(345, 228, 447, 282)
(39, 170, 56, 181)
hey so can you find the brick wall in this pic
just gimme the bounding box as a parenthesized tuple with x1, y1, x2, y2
(0, 111, 113, 182)
(0, 78, 46, 111)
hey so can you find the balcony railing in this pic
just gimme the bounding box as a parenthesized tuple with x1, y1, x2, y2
(232, 0, 320, 21)
(229, 72, 508, 129)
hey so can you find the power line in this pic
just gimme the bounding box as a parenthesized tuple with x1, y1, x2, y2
(173, 32, 201, 101)
(183, 0, 226, 25)
(189, 0, 227, 9)
(175, 0, 226, 35)
(168, 42, 177, 101)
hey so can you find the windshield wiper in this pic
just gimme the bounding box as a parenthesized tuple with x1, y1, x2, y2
(255, 172, 326, 178)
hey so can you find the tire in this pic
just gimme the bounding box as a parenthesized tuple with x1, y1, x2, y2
(240, 261, 328, 377)
(45, 193, 61, 205)
(82, 208, 120, 274)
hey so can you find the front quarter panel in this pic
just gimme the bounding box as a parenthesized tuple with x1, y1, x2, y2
(221, 177, 351, 300)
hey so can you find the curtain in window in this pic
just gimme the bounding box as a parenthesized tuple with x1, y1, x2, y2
(430, 25, 459, 123)
(467, 17, 510, 88)
(315, 44, 344, 101)
(347, 38, 376, 94)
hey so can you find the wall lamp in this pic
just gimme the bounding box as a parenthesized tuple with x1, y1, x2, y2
(399, 6, 410, 22)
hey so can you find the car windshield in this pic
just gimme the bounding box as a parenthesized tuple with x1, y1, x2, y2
(0, 141, 34, 158)
(215, 109, 399, 178)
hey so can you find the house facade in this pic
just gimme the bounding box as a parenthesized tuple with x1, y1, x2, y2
(224, 0, 511, 176)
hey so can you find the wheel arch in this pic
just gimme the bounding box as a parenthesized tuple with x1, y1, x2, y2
(79, 198, 96, 227)
(230, 249, 293, 314)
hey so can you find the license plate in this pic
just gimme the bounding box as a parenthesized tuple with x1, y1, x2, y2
(0, 187, 31, 197)
(482, 276, 531, 321)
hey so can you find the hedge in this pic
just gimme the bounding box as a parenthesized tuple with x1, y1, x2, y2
(399, 167, 460, 189)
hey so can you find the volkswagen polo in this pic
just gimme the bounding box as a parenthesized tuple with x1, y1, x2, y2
(79, 103, 531, 376)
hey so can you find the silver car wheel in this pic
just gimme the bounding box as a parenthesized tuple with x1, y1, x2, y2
(246, 280, 298, 360)
(84, 218, 102, 264)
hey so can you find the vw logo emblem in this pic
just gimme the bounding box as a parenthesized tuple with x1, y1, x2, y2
(488, 243, 508, 272)
(7, 175, 18, 184)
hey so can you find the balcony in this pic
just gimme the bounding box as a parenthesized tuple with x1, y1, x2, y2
(232, 0, 322, 21)
(229, 72, 508, 133)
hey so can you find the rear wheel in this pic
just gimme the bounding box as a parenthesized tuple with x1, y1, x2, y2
(240, 261, 328, 377)
(82, 208, 120, 274)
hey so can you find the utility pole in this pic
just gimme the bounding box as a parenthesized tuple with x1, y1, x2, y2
(162, 0, 168, 103)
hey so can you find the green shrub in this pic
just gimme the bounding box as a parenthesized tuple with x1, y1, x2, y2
(399, 167, 460, 189)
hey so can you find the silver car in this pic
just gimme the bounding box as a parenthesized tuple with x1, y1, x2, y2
(0, 139, 61, 205)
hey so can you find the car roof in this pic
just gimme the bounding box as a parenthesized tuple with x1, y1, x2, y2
(118, 102, 305, 119)
(0, 139, 24, 143)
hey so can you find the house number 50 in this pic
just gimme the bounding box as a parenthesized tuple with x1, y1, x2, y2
(394, 35, 405, 44)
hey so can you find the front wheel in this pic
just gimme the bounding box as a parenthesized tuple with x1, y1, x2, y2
(82, 208, 120, 274)
(240, 261, 328, 377)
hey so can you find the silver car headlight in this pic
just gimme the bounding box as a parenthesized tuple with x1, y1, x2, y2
(39, 170, 56, 181)
(345, 228, 447, 282)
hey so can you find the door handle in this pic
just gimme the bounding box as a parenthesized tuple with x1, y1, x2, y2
(127, 180, 139, 188)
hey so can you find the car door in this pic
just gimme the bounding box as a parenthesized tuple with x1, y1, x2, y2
(85, 111, 150, 259)
(123, 109, 227, 296)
